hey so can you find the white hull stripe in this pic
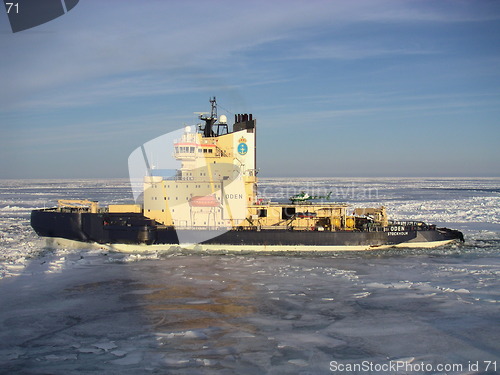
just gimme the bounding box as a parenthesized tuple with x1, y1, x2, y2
(45, 237, 456, 253)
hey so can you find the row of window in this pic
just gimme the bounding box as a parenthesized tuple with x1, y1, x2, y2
(151, 196, 189, 201)
(175, 146, 214, 154)
(150, 184, 221, 189)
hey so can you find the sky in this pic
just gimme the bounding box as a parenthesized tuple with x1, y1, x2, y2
(0, 0, 499, 178)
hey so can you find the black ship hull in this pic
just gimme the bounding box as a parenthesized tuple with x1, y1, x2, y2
(31, 209, 464, 251)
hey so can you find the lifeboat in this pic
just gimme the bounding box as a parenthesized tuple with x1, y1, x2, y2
(189, 195, 220, 207)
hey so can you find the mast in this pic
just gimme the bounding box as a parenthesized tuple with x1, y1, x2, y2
(200, 97, 217, 137)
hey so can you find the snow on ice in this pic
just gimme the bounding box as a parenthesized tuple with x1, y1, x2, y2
(0, 178, 499, 374)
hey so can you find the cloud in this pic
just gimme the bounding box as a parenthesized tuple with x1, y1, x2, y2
(0, 1, 316, 97)
(1, 0, 499, 113)
(271, 43, 439, 62)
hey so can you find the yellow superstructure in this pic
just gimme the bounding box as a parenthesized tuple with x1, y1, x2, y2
(142, 110, 257, 229)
